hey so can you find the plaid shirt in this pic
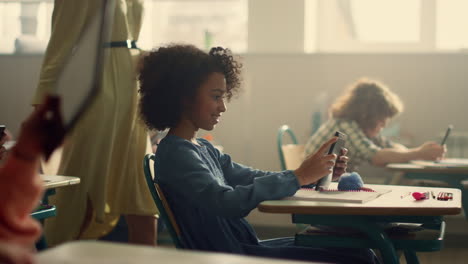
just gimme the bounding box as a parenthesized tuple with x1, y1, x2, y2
(304, 119, 394, 172)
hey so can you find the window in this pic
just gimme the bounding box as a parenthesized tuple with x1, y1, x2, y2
(2, 0, 467, 55)
(0, 0, 247, 54)
(139, 0, 247, 53)
(306, 0, 468, 53)
(0, 0, 52, 54)
(351, 0, 420, 43)
(436, 0, 468, 50)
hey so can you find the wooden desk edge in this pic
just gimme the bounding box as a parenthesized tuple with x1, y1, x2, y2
(42, 175, 81, 189)
(257, 203, 462, 216)
(386, 163, 468, 174)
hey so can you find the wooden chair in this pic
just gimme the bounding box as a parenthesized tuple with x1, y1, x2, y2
(277, 125, 304, 170)
(282, 144, 305, 170)
(143, 154, 184, 248)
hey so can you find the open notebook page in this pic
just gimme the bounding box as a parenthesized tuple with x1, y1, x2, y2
(284, 187, 392, 204)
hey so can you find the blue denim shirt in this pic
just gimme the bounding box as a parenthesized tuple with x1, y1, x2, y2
(154, 134, 300, 253)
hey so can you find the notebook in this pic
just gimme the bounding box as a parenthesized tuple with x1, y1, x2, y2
(284, 187, 392, 204)
(411, 158, 468, 168)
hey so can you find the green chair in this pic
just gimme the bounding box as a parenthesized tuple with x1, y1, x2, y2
(31, 202, 56, 250)
(277, 125, 302, 170)
(143, 154, 184, 248)
(31, 205, 56, 220)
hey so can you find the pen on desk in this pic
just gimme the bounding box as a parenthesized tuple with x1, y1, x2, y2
(431, 191, 436, 199)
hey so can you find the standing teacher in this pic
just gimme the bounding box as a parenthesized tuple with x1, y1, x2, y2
(33, 0, 157, 246)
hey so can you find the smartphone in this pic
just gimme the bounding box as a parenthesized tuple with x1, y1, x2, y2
(0, 125, 6, 139)
(440, 125, 453, 146)
(315, 131, 347, 191)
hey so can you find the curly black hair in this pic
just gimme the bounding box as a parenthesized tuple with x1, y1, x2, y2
(138, 44, 242, 131)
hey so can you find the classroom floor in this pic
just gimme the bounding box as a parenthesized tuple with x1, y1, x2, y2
(415, 248, 468, 264)
(253, 222, 468, 264)
(100, 215, 468, 264)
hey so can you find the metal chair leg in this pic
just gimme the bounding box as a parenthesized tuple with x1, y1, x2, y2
(403, 250, 419, 264)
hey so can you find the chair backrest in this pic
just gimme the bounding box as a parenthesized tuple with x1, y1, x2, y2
(277, 125, 301, 170)
(282, 144, 305, 170)
(143, 154, 184, 248)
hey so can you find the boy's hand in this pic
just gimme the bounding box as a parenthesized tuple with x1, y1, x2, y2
(417, 141, 446, 161)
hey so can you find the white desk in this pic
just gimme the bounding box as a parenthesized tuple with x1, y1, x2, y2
(387, 162, 468, 219)
(258, 183, 461, 264)
(41, 174, 80, 189)
(259, 183, 461, 216)
(37, 241, 324, 264)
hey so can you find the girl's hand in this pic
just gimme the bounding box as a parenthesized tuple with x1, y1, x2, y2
(332, 148, 348, 181)
(294, 137, 338, 186)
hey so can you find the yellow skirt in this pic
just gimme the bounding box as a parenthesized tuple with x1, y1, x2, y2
(44, 49, 158, 246)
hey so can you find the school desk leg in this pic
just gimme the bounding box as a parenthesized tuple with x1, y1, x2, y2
(460, 186, 468, 220)
(35, 235, 48, 251)
(403, 250, 419, 264)
(293, 215, 400, 264)
(362, 226, 399, 264)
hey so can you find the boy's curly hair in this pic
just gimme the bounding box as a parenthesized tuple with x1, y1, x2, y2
(330, 78, 404, 131)
(138, 44, 242, 131)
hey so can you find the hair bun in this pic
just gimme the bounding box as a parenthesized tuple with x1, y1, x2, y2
(209, 46, 230, 56)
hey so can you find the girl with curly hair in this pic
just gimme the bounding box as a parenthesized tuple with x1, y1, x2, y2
(139, 44, 377, 263)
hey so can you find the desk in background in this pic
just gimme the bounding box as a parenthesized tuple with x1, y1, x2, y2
(258, 183, 461, 264)
(40, 174, 80, 204)
(38, 241, 323, 264)
(42, 174, 80, 189)
(387, 162, 468, 219)
(34, 174, 80, 250)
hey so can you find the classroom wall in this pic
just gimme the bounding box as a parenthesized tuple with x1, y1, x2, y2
(1, 53, 468, 228)
(0, 55, 43, 133)
(2, 53, 468, 168)
(213, 53, 468, 171)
